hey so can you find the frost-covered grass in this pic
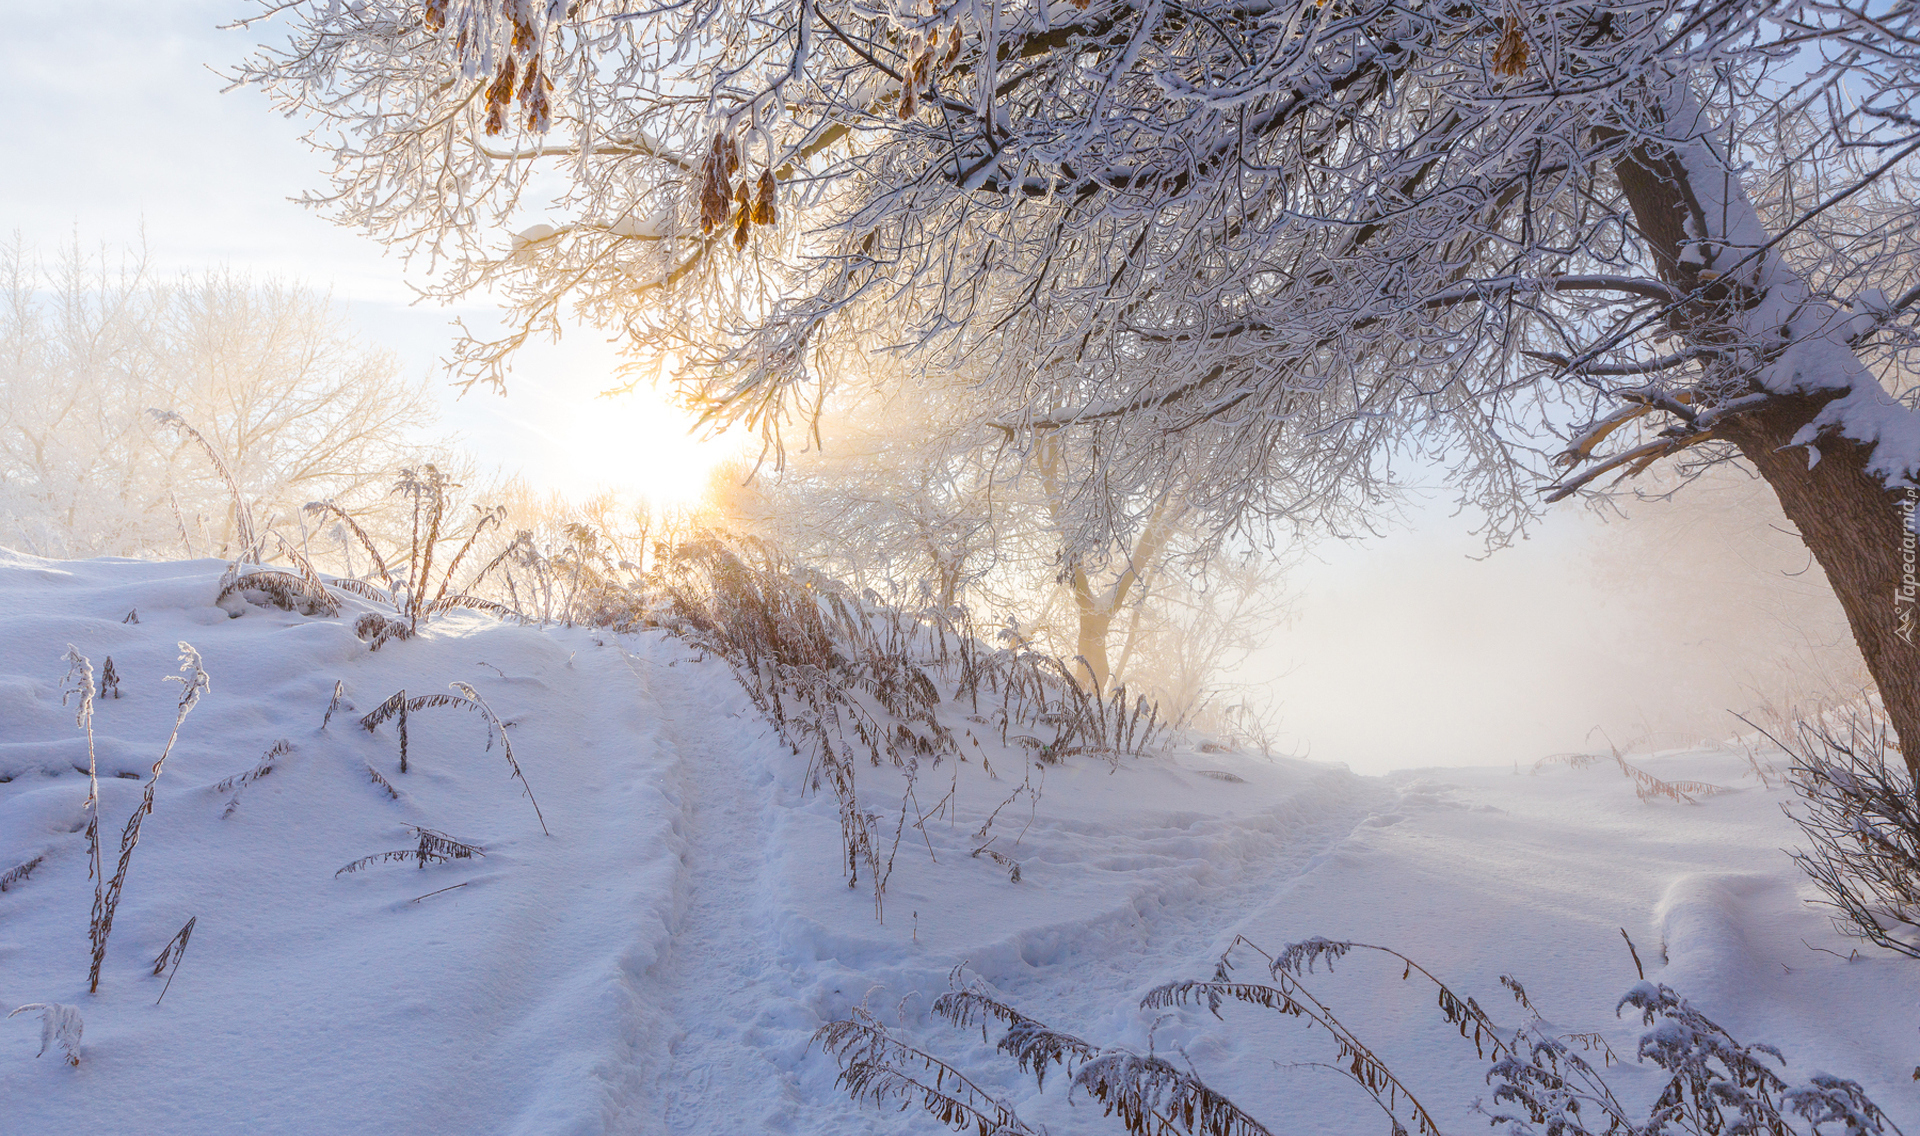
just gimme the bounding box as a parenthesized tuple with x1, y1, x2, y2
(0, 549, 1914, 1134)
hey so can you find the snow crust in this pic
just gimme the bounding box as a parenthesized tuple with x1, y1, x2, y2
(0, 552, 1914, 1132)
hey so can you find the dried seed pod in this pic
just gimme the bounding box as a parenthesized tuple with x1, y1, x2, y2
(517, 53, 541, 102)
(512, 16, 537, 53)
(733, 209, 751, 250)
(423, 0, 448, 32)
(523, 79, 551, 133)
(1493, 16, 1529, 77)
(517, 55, 551, 131)
(697, 134, 734, 232)
(941, 26, 962, 69)
(752, 169, 777, 226)
(911, 49, 933, 87)
(899, 81, 918, 118)
(484, 56, 518, 135)
(723, 134, 740, 177)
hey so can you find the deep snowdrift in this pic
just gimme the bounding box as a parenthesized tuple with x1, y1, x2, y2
(0, 552, 1913, 1134)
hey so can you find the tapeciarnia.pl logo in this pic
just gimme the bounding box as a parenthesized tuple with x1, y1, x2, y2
(1899, 487, 1918, 646)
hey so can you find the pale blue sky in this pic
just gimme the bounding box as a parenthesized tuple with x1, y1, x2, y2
(2, 0, 723, 501)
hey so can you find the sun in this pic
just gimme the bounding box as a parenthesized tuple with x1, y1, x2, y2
(554, 381, 739, 507)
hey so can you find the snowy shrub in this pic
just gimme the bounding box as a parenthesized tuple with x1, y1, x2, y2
(217, 565, 340, 619)
(1778, 707, 1920, 959)
(305, 469, 522, 638)
(353, 612, 413, 651)
(8, 1004, 83, 1066)
(816, 937, 1899, 1136)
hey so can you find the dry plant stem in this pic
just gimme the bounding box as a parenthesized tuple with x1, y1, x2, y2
(322, 679, 347, 729)
(361, 689, 411, 771)
(822, 935, 1900, 1136)
(336, 827, 485, 876)
(148, 410, 258, 563)
(448, 681, 548, 836)
(303, 499, 395, 587)
(9, 1003, 83, 1066)
(60, 648, 104, 976)
(409, 881, 471, 903)
(362, 684, 547, 834)
(90, 644, 209, 993)
(432, 505, 505, 606)
(151, 915, 196, 1004)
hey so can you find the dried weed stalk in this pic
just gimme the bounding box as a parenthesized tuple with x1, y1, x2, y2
(659, 533, 1164, 919)
(1, 855, 44, 893)
(820, 936, 1899, 1136)
(90, 643, 210, 993)
(60, 647, 103, 952)
(213, 740, 292, 818)
(150, 915, 196, 1004)
(9, 1003, 83, 1066)
(336, 827, 485, 876)
(321, 679, 350, 730)
(150, 409, 258, 562)
(360, 684, 548, 834)
(1534, 742, 1729, 804)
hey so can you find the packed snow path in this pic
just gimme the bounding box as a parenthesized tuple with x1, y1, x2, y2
(628, 645, 1391, 1133)
(2, 553, 1916, 1133)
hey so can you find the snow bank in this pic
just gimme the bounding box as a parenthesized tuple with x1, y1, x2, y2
(1, 553, 1913, 1133)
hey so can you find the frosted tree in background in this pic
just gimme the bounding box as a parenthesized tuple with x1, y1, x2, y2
(0, 240, 435, 558)
(240, 0, 1920, 768)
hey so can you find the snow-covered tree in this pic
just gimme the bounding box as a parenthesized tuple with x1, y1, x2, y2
(0, 239, 435, 558)
(238, 0, 1920, 768)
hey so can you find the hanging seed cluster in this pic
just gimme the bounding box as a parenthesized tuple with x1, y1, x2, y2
(897, 26, 963, 118)
(698, 133, 779, 250)
(1492, 15, 1530, 77)
(423, 0, 554, 135)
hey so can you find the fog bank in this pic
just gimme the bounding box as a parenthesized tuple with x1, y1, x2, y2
(1255, 474, 1866, 775)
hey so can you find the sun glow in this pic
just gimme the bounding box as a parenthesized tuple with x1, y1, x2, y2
(549, 380, 740, 508)
(471, 333, 745, 510)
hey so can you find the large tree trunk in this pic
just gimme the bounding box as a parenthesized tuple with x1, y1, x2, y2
(1609, 100, 1920, 777)
(1717, 394, 1920, 778)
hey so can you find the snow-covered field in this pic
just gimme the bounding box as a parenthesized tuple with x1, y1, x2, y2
(1, 551, 1914, 1133)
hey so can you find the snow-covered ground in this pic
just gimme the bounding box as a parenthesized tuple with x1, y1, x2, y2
(1, 551, 1914, 1133)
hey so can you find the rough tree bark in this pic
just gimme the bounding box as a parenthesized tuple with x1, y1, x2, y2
(1611, 126, 1920, 778)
